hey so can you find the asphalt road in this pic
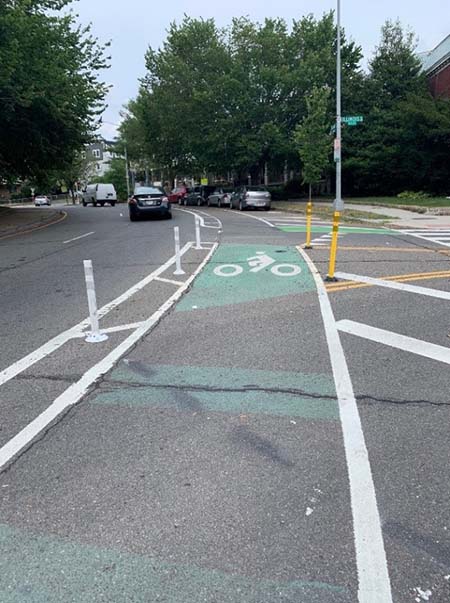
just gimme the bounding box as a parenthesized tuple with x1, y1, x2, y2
(0, 205, 450, 602)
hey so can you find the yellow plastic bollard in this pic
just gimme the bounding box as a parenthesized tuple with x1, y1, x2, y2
(304, 200, 313, 249)
(325, 210, 341, 281)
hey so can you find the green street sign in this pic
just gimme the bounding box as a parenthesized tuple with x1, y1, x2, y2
(342, 115, 363, 126)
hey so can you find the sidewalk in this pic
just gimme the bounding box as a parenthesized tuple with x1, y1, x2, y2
(344, 203, 450, 228)
(0, 206, 66, 239)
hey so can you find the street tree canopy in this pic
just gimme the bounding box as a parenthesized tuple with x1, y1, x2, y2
(0, 0, 110, 185)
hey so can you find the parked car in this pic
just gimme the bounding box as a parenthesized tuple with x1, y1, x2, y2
(182, 185, 216, 206)
(82, 183, 117, 207)
(34, 195, 51, 207)
(207, 187, 233, 208)
(230, 185, 271, 211)
(128, 186, 172, 221)
(168, 186, 187, 204)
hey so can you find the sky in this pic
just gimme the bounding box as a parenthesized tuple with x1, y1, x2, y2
(69, 0, 450, 140)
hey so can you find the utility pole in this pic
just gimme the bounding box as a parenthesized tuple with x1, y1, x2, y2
(124, 145, 131, 198)
(326, 0, 343, 281)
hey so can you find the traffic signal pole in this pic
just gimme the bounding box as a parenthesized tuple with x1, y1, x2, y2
(326, 0, 343, 282)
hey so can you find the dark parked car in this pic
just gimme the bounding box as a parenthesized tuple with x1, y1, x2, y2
(230, 185, 271, 211)
(128, 186, 172, 221)
(182, 185, 216, 206)
(207, 187, 234, 208)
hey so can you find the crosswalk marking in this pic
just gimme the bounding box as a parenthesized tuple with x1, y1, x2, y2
(398, 228, 450, 248)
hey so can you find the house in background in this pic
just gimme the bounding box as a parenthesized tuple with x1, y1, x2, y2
(83, 139, 118, 177)
(419, 34, 450, 99)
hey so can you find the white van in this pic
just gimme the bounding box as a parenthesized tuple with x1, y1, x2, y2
(82, 183, 117, 207)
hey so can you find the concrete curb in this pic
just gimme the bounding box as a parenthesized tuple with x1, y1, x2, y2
(0, 207, 67, 240)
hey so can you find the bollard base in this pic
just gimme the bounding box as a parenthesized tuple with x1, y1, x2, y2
(303, 245, 313, 250)
(173, 269, 186, 276)
(325, 275, 338, 282)
(85, 331, 109, 343)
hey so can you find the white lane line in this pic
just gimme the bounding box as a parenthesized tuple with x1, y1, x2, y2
(337, 320, 450, 365)
(0, 243, 192, 388)
(0, 244, 218, 472)
(335, 271, 450, 301)
(228, 211, 275, 228)
(174, 207, 222, 230)
(63, 232, 95, 244)
(154, 276, 186, 286)
(72, 322, 146, 338)
(298, 248, 393, 602)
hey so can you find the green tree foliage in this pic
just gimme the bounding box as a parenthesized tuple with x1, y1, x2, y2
(343, 19, 450, 195)
(0, 0, 110, 184)
(294, 86, 331, 193)
(94, 158, 128, 201)
(120, 13, 362, 183)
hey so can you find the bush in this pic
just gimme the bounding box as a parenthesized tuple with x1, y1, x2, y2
(397, 191, 431, 200)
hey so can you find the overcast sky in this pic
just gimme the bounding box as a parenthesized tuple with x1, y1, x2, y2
(70, 0, 450, 140)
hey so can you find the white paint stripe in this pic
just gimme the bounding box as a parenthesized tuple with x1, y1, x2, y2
(230, 211, 275, 228)
(63, 232, 95, 244)
(335, 271, 450, 301)
(154, 276, 186, 286)
(398, 232, 450, 248)
(337, 320, 450, 364)
(174, 207, 222, 230)
(72, 323, 145, 338)
(0, 244, 218, 472)
(297, 248, 393, 602)
(0, 243, 192, 387)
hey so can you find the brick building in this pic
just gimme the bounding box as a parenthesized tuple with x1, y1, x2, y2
(419, 34, 450, 99)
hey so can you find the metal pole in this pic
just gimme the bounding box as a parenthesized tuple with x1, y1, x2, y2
(326, 0, 342, 282)
(124, 145, 131, 199)
(304, 183, 313, 249)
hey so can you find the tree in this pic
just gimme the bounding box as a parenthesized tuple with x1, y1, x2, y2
(94, 158, 128, 201)
(0, 0, 110, 184)
(294, 86, 332, 198)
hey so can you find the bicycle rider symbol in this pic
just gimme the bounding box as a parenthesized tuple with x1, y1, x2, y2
(213, 251, 302, 278)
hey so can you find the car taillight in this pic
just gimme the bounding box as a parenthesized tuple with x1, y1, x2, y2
(129, 197, 137, 205)
(162, 196, 169, 203)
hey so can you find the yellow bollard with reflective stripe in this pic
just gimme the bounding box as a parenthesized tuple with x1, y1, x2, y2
(304, 201, 313, 249)
(326, 210, 341, 281)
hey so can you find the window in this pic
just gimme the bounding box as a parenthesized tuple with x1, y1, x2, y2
(92, 149, 101, 159)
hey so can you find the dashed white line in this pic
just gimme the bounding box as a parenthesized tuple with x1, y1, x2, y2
(337, 320, 450, 365)
(0, 244, 218, 472)
(298, 247, 393, 603)
(63, 231, 95, 244)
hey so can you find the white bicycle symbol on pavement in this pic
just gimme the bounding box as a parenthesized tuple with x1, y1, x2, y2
(213, 252, 302, 278)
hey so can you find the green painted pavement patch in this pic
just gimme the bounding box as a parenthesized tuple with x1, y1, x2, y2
(93, 363, 339, 420)
(176, 244, 315, 311)
(0, 524, 350, 602)
(279, 225, 397, 235)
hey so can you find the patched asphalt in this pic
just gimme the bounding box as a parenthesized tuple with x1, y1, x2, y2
(1, 206, 450, 601)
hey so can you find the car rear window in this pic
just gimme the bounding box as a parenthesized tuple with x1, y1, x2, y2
(247, 186, 268, 192)
(134, 187, 163, 195)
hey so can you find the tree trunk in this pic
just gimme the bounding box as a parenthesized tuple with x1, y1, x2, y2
(264, 162, 269, 186)
(284, 160, 288, 185)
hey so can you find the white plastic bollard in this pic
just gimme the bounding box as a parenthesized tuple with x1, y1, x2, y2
(83, 260, 108, 343)
(173, 227, 185, 275)
(194, 215, 202, 250)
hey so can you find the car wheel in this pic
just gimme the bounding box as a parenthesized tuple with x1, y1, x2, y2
(111, 202, 116, 207)
(129, 213, 138, 222)
(197, 198, 202, 206)
(167, 213, 173, 220)
(100, 202, 105, 207)
(264, 206, 270, 211)
(239, 201, 244, 211)
(82, 201, 87, 207)
(207, 199, 211, 207)
(229, 201, 233, 209)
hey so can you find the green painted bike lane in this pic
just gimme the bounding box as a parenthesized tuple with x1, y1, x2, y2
(0, 244, 356, 602)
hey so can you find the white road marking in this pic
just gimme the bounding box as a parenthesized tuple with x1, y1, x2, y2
(298, 248, 393, 602)
(398, 228, 450, 248)
(0, 243, 192, 387)
(337, 320, 450, 365)
(72, 323, 145, 338)
(174, 207, 222, 230)
(154, 276, 187, 286)
(0, 244, 218, 472)
(335, 271, 450, 301)
(63, 232, 95, 244)
(228, 211, 275, 228)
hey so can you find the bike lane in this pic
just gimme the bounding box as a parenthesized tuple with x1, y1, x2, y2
(0, 235, 363, 601)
